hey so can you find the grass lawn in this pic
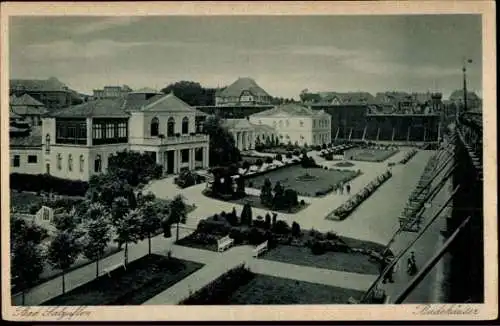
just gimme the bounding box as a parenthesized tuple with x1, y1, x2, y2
(346, 149, 399, 162)
(227, 274, 365, 304)
(261, 245, 379, 275)
(10, 191, 44, 213)
(245, 165, 359, 197)
(229, 194, 309, 214)
(40, 254, 204, 306)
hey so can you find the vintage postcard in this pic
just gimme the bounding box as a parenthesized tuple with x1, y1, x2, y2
(1, 0, 497, 322)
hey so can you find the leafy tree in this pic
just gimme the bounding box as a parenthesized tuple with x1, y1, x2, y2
(114, 209, 142, 265)
(140, 201, 162, 255)
(81, 213, 111, 278)
(240, 203, 253, 226)
(273, 220, 291, 234)
(47, 230, 81, 294)
(160, 81, 217, 106)
(260, 178, 273, 206)
(242, 161, 250, 170)
(203, 116, 241, 166)
(108, 150, 163, 187)
(283, 189, 299, 211)
(53, 212, 78, 232)
(11, 242, 45, 305)
(272, 182, 285, 210)
(169, 195, 188, 241)
(11, 216, 48, 245)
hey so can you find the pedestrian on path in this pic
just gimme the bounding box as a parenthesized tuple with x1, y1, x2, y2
(346, 183, 351, 195)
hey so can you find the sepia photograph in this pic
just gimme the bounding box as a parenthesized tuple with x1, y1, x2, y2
(1, 1, 497, 322)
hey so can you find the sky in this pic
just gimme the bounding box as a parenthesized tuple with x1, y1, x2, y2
(9, 15, 482, 99)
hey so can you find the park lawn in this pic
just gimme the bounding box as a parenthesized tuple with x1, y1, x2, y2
(40, 254, 204, 306)
(176, 234, 219, 252)
(261, 245, 379, 275)
(227, 274, 364, 304)
(347, 149, 399, 162)
(245, 165, 359, 197)
(10, 191, 44, 213)
(230, 194, 309, 214)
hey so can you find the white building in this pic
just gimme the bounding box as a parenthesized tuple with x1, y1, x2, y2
(222, 118, 276, 151)
(9, 89, 210, 181)
(215, 77, 273, 106)
(248, 103, 331, 146)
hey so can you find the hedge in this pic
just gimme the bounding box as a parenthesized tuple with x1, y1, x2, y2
(10, 173, 89, 196)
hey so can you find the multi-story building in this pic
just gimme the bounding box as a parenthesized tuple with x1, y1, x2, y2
(10, 93, 48, 126)
(222, 118, 276, 152)
(248, 103, 331, 146)
(10, 89, 210, 181)
(10, 77, 83, 110)
(215, 77, 273, 106)
(93, 85, 132, 100)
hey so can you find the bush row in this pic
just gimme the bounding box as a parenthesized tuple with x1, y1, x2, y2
(399, 149, 418, 164)
(10, 173, 89, 196)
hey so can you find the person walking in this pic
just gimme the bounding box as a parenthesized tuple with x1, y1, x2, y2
(346, 183, 351, 195)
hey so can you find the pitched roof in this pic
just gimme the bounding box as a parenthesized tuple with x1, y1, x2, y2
(10, 77, 69, 92)
(141, 93, 196, 113)
(218, 77, 271, 98)
(222, 118, 254, 130)
(11, 106, 49, 116)
(123, 94, 165, 111)
(49, 99, 128, 118)
(250, 103, 327, 118)
(10, 93, 45, 107)
(10, 126, 42, 147)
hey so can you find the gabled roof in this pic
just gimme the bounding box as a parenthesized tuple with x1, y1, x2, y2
(11, 106, 49, 116)
(10, 77, 70, 92)
(218, 77, 271, 98)
(251, 103, 327, 118)
(49, 99, 128, 118)
(123, 94, 164, 111)
(10, 93, 45, 107)
(141, 93, 196, 113)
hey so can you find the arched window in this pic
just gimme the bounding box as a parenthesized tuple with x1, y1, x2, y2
(68, 154, 73, 172)
(182, 117, 189, 134)
(150, 117, 159, 137)
(45, 134, 51, 153)
(167, 117, 175, 137)
(300, 120, 304, 127)
(56, 153, 62, 170)
(79, 155, 84, 173)
(94, 155, 102, 173)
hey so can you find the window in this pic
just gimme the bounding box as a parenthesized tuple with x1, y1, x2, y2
(28, 155, 38, 163)
(106, 124, 114, 138)
(79, 155, 84, 173)
(300, 120, 304, 127)
(279, 120, 283, 128)
(45, 134, 51, 153)
(182, 117, 189, 134)
(195, 148, 203, 161)
(94, 155, 102, 173)
(13, 155, 20, 167)
(118, 122, 127, 138)
(167, 117, 175, 137)
(93, 124, 102, 139)
(57, 154, 62, 170)
(56, 119, 87, 145)
(68, 154, 73, 172)
(313, 120, 316, 128)
(151, 117, 159, 136)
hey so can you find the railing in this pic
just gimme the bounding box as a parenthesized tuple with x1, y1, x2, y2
(129, 134, 209, 146)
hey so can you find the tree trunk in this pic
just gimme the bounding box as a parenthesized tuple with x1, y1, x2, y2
(176, 222, 180, 242)
(148, 234, 151, 256)
(62, 272, 66, 294)
(124, 242, 128, 265)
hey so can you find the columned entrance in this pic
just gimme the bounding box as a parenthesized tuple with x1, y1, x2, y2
(165, 151, 175, 174)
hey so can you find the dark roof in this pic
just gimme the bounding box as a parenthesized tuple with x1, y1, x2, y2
(11, 106, 49, 115)
(10, 77, 70, 92)
(123, 94, 164, 111)
(218, 77, 271, 98)
(10, 126, 42, 147)
(10, 93, 45, 107)
(50, 99, 128, 118)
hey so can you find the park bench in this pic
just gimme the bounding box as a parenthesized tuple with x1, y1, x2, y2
(103, 262, 126, 277)
(253, 240, 268, 258)
(217, 235, 234, 252)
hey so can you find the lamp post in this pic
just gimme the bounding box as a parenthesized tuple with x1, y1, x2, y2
(462, 58, 473, 113)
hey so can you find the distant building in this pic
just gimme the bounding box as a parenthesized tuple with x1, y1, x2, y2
(10, 77, 82, 110)
(449, 89, 482, 110)
(215, 77, 272, 106)
(93, 85, 132, 100)
(222, 118, 276, 151)
(10, 93, 48, 126)
(10, 123, 43, 175)
(249, 103, 331, 147)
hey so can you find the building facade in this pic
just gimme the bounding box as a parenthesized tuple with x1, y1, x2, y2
(93, 85, 132, 100)
(248, 103, 331, 147)
(222, 118, 277, 152)
(215, 77, 273, 106)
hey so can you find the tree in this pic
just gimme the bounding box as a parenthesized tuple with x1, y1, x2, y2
(160, 81, 217, 106)
(47, 230, 81, 294)
(169, 195, 188, 241)
(203, 116, 241, 167)
(10, 216, 48, 305)
(81, 214, 111, 278)
(107, 150, 163, 187)
(272, 213, 278, 228)
(114, 209, 142, 265)
(272, 182, 285, 210)
(53, 212, 78, 231)
(291, 221, 301, 237)
(240, 203, 253, 226)
(283, 189, 299, 212)
(264, 214, 271, 229)
(260, 178, 273, 206)
(139, 201, 162, 255)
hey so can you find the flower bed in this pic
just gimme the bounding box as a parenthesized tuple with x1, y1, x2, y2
(326, 170, 393, 221)
(399, 149, 418, 164)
